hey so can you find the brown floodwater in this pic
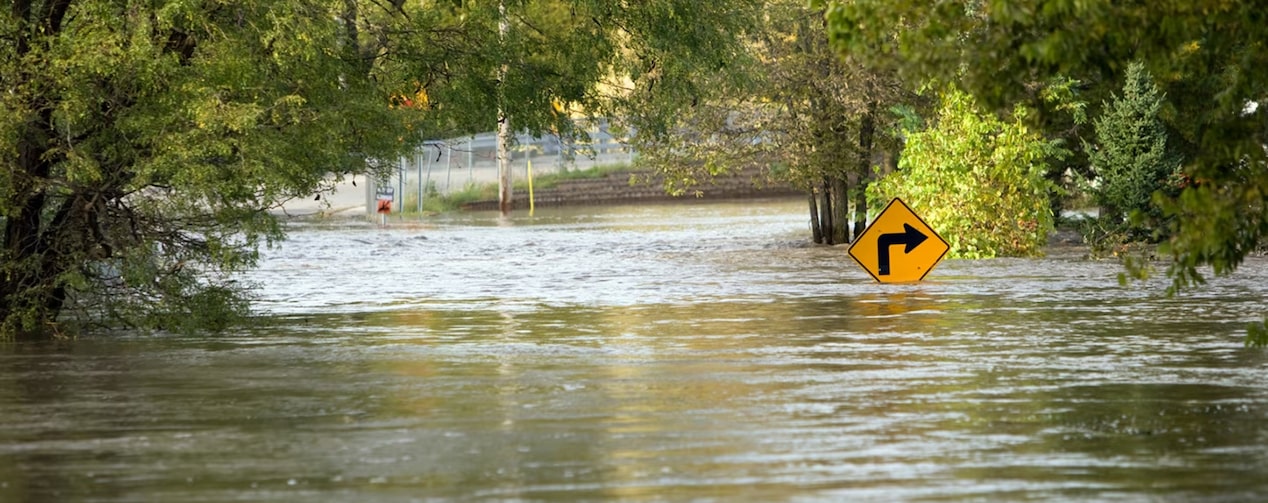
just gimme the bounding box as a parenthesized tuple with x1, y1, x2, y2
(1, 198, 1267, 502)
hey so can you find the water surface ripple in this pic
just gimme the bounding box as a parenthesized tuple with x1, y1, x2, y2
(2, 199, 1267, 502)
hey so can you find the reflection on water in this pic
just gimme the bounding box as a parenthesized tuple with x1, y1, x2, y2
(2, 199, 1268, 501)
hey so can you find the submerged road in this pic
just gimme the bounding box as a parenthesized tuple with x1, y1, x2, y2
(2, 200, 1267, 501)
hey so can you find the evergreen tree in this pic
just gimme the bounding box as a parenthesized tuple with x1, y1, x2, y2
(1086, 62, 1182, 241)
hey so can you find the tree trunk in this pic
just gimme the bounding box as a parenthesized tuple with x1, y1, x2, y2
(497, 114, 513, 215)
(496, 0, 513, 215)
(819, 178, 834, 245)
(853, 184, 868, 241)
(2, 0, 82, 337)
(2, 94, 63, 337)
(854, 100, 877, 241)
(830, 176, 849, 244)
(808, 191, 823, 244)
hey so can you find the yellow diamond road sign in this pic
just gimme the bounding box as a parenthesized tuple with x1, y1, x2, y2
(848, 198, 949, 283)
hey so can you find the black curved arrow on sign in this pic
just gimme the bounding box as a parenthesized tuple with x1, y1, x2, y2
(877, 223, 928, 276)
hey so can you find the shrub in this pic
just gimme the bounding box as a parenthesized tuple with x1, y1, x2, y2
(870, 87, 1058, 258)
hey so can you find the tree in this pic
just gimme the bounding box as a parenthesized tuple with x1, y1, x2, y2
(0, 0, 423, 338)
(764, 4, 907, 246)
(818, 0, 1268, 344)
(870, 87, 1058, 258)
(1085, 62, 1183, 244)
(1, 0, 770, 339)
(376, 0, 766, 214)
(628, 0, 915, 245)
(384, 0, 618, 215)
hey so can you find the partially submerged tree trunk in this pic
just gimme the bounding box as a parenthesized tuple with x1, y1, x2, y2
(497, 113, 513, 215)
(853, 185, 868, 241)
(2, 0, 74, 337)
(830, 176, 849, 244)
(497, 0, 514, 216)
(808, 191, 824, 244)
(819, 178, 835, 245)
(808, 176, 852, 246)
(854, 101, 878, 240)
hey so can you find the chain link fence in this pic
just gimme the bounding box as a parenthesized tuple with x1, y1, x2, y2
(370, 119, 636, 214)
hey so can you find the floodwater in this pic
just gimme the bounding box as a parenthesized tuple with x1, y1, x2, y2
(2, 198, 1268, 502)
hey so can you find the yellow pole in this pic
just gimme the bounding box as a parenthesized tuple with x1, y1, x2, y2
(527, 159, 535, 215)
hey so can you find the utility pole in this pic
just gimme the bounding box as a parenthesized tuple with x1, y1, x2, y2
(496, 0, 513, 215)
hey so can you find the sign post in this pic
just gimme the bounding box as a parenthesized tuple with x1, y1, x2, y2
(848, 198, 949, 283)
(376, 185, 394, 226)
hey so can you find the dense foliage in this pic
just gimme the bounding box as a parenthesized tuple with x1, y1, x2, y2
(822, 0, 1268, 269)
(820, 0, 1268, 344)
(870, 88, 1057, 258)
(1, 0, 422, 337)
